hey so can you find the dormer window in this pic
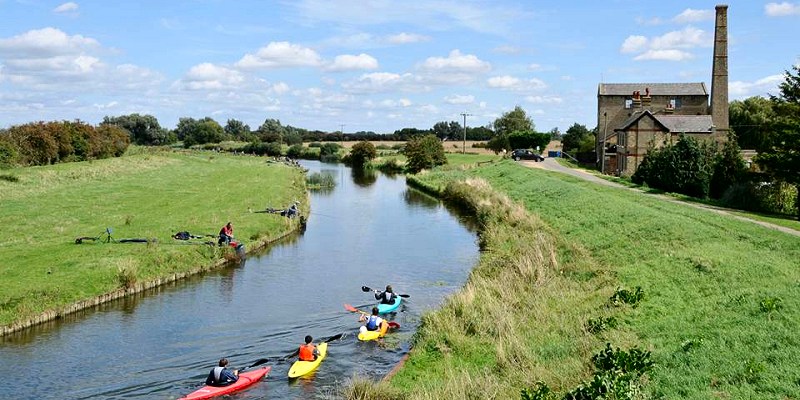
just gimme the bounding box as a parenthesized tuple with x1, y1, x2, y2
(625, 99, 633, 109)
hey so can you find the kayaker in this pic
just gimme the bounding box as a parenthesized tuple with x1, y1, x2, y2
(298, 335, 320, 361)
(359, 307, 385, 333)
(218, 222, 233, 246)
(205, 358, 239, 387)
(374, 285, 396, 305)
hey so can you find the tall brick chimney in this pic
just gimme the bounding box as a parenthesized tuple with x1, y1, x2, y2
(710, 4, 729, 135)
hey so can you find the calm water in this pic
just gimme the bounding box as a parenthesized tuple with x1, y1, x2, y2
(0, 161, 479, 399)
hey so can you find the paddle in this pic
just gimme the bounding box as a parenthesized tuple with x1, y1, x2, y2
(241, 358, 271, 371)
(344, 304, 401, 329)
(361, 285, 410, 298)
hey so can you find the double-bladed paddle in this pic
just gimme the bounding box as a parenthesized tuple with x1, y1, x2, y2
(361, 285, 410, 298)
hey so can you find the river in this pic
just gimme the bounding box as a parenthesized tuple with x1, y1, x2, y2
(0, 161, 479, 399)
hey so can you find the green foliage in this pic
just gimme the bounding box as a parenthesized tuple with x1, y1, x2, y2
(632, 135, 713, 198)
(181, 117, 225, 148)
(286, 144, 304, 159)
(562, 123, 593, 153)
(680, 337, 704, 352)
(348, 140, 377, 167)
(759, 296, 783, 314)
(102, 113, 173, 145)
(319, 142, 342, 162)
(609, 287, 644, 308)
(0, 174, 19, 182)
(0, 136, 19, 167)
(565, 344, 654, 400)
(308, 142, 321, 148)
(521, 382, 555, 400)
(508, 130, 550, 151)
(433, 120, 463, 140)
(3, 121, 130, 166)
(486, 133, 511, 154)
(721, 179, 798, 215)
(494, 106, 535, 135)
(404, 134, 447, 173)
(257, 118, 286, 143)
(223, 119, 252, 141)
(710, 138, 747, 198)
(730, 97, 775, 150)
(586, 316, 618, 334)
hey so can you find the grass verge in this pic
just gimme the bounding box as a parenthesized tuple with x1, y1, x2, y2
(0, 149, 306, 330)
(351, 160, 800, 399)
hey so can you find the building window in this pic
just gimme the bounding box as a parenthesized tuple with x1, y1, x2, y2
(625, 99, 633, 109)
(670, 98, 681, 109)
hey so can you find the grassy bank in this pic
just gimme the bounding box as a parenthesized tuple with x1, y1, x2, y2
(0, 149, 305, 329)
(360, 160, 799, 399)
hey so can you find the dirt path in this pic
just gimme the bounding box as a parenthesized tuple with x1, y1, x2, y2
(521, 158, 800, 238)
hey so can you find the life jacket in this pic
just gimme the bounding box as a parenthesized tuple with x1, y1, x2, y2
(382, 292, 396, 304)
(212, 367, 224, 383)
(299, 343, 316, 361)
(366, 315, 381, 331)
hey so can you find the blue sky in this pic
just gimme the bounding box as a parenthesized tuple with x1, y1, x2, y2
(0, 1, 798, 134)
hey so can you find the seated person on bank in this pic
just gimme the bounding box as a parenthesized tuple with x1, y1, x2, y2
(218, 222, 233, 246)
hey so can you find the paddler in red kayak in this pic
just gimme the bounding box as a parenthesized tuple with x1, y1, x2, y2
(298, 335, 320, 361)
(205, 358, 239, 387)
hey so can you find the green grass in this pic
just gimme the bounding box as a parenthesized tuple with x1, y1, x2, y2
(0, 149, 305, 328)
(386, 160, 800, 399)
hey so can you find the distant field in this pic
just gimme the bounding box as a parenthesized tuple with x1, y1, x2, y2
(0, 149, 305, 328)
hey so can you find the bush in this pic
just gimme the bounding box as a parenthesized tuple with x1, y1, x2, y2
(286, 144, 304, 159)
(721, 179, 798, 215)
(632, 135, 713, 198)
(348, 141, 377, 167)
(404, 134, 447, 173)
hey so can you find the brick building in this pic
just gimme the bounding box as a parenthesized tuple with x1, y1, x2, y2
(596, 5, 729, 176)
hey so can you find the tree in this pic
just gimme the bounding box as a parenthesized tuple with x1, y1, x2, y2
(257, 118, 286, 143)
(404, 134, 446, 173)
(548, 127, 562, 140)
(348, 141, 377, 167)
(224, 119, 252, 141)
(102, 114, 173, 145)
(729, 97, 775, 150)
(432, 121, 463, 141)
(562, 123, 592, 153)
(710, 137, 747, 199)
(757, 64, 800, 217)
(493, 106, 535, 136)
(181, 117, 225, 148)
(632, 135, 713, 198)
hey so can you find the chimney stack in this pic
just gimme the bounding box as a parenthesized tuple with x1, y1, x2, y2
(710, 4, 729, 135)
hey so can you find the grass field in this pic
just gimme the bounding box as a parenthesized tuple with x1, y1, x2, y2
(378, 160, 800, 399)
(0, 149, 305, 329)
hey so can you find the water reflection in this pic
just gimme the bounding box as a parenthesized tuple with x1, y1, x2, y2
(351, 167, 377, 187)
(403, 188, 440, 209)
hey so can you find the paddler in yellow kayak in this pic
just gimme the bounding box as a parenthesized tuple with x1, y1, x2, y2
(298, 335, 320, 361)
(358, 307, 386, 334)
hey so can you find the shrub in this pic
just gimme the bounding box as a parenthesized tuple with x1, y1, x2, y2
(308, 142, 322, 148)
(348, 141, 377, 167)
(306, 172, 335, 188)
(632, 135, 713, 198)
(609, 286, 644, 308)
(286, 144, 304, 159)
(404, 134, 447, 173)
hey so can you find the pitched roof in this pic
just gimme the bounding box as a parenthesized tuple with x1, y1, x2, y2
(598, 83, 708, 96)
(653, 115, 714, 133)
(613, 110, 714, 134)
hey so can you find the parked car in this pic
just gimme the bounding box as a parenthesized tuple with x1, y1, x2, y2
(511, 149, 545, 162)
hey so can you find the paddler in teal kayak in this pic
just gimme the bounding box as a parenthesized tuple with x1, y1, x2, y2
(374, 285, 396, 304)
(298, 335, 320, 361)
(205, 358, 239, 387)
(359, 307, 385, 334)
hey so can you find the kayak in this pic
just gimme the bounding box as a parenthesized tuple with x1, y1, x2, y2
(287, 342, 328, 378)
(180, 366, 271, 400)
(377, 296, 402, 314)
(358, 321, 399, 341)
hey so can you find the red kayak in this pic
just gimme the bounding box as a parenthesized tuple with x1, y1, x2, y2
(180, 366, 271, 400)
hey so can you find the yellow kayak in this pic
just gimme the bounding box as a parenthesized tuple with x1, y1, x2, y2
(357, 321, 399, 341)
(287, 342, 328, 378)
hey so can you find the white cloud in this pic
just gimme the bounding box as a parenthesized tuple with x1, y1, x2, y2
(487, 75, 546, 91)
(342, 72, 417, 93)
(622, 27, 711, 62)
(386, 32, 429, 44)
(525, 95, 563, 104)
(53, 2, 78, 14)
(444, 94, 475, 104)
(765, 2, 800, 16)
(399, 98, 412, 107)
(673, 8, 713, 23)
(621, 35, 648, 54)
(93, 100, 118, 110)
(634, 49, 693, 61)
(493, 45, 520, 55)
(325, 54, 379, 71)
(419, 50, 491, 73)
(0, 27, 99, 58)
(272, 82, 290, 94)
(182, 63, 245, 90)
(635, 16, 663, 26)
(235, 41, 322, 69)
(729, 74, 784, 98)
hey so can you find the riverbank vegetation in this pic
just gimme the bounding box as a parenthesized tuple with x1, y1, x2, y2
(351, 160, 799, 399)
(0, 149, 305, 330)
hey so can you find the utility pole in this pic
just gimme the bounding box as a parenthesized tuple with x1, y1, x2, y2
(600, 112, 607, 174)
(460, 112, 472, 154)
(340, 124, 345, 144)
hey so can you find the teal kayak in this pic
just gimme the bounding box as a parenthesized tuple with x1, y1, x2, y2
(377, 296, 401, 314)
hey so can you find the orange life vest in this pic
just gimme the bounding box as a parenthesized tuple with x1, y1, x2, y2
(299, 343, 316, 361)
